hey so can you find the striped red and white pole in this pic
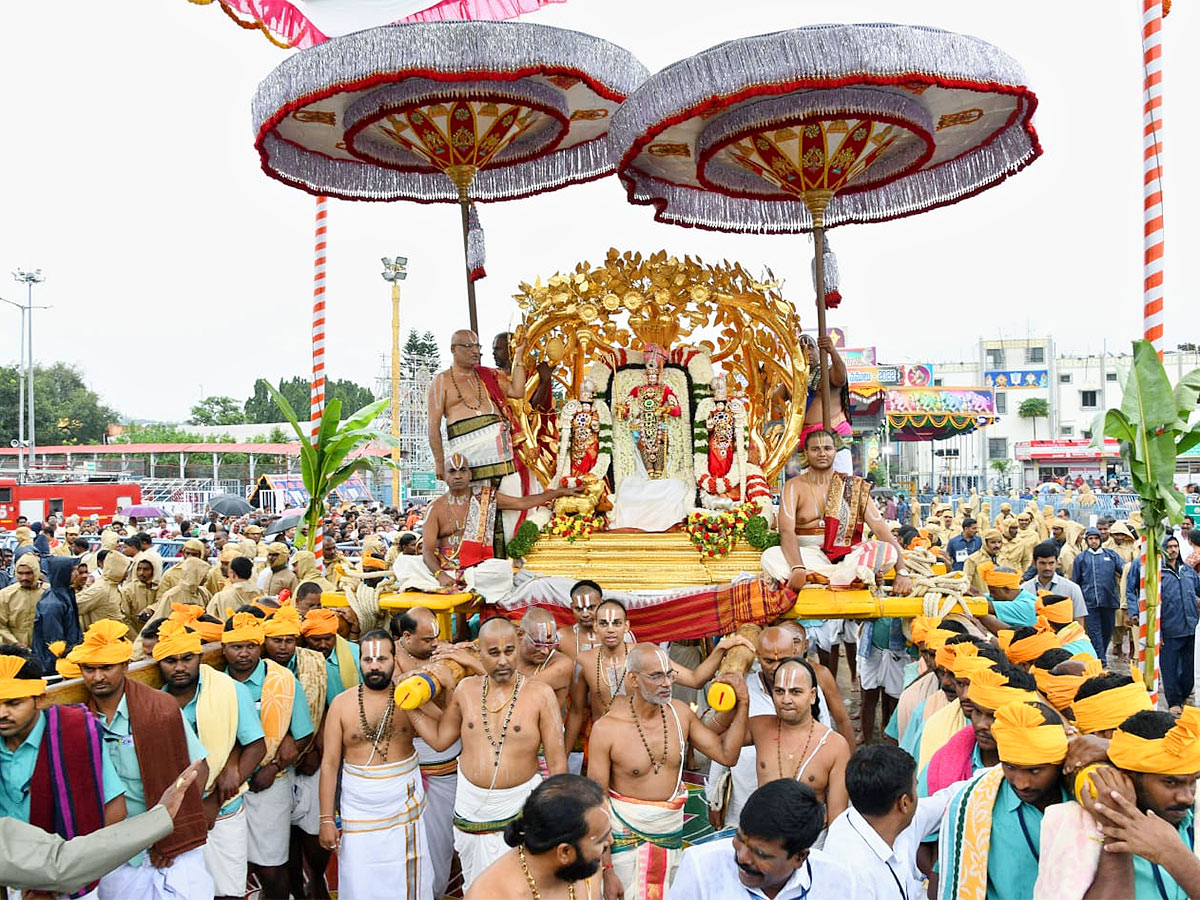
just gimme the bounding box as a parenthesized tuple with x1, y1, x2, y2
(311, 195, 328, 567)
(1142, 0, 1166, 357)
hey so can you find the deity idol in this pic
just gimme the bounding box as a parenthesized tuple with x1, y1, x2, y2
(695, 376, 773, 519)
(552, 379, 612, 517)
(617, 344, 681, 479)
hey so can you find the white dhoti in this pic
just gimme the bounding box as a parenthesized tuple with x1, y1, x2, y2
(290, 770, 321, 835)
(761, 536, 897, 588)
(416, 736, 461, 899)
(97, 847, 214, 900)
(392, 555, 514, 603)
(242, 769, 293, 866)
(609, 787, 688, 900)
(609, 451, 692, 533)
(339, 753, 431, 900)
(203, 804, 248, 897)
(452, 771, 542, 891)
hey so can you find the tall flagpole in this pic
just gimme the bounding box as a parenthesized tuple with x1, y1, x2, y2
(311, 196, 328, 566)
(1141, 0, 1166, 358)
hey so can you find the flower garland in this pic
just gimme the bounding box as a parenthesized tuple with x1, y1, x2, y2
(693, 394, 748, 510)
(546, 512, 604, 543)
(683, 503, 757, 557)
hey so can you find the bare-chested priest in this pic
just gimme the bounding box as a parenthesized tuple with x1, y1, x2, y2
(562, 599, 752, 755)
(556, 579, 635, 660)
(393, 453, 579, 599)
(514, 607, 575, 714)
(746, 656, 849, 849)
(587, 643, 750, 900)
(764, 429, 913, 594)
(318, 630, 431, 899)
(408, 617, 567, 891)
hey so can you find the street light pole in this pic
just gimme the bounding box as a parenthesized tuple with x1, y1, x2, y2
(0, 297, 26, 477)
(381, 257, 408, 508)
(12, 269, 45, 475)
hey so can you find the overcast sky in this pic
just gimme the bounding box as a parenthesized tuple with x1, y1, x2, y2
(1, 1, 1196, 423)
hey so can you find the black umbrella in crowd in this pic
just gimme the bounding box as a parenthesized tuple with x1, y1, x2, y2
(207, 494, 255, 516)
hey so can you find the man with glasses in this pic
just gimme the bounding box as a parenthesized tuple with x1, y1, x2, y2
(428, 328, 530, 484)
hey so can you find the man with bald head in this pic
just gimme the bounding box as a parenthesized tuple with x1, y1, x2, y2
(704, 625, 851, 832)
(428, 328, 530, 483)
(409, 616, 567, 891)
(588, 643, 749, 900)
(515, 607, 574, 713)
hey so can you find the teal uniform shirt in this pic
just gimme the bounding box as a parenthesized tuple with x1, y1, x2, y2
(899, 695, 932, 757)
(984, 780, 1070, 900)
(1132, 809, 1194, 899)
(99, 693, 208, 866)
(0, 710, 125, 820)
(1062, 637, 1096, 657)
(324, 641, 361, 701)
(166, 673, 265, 815)
(991, 588, 1038, 627)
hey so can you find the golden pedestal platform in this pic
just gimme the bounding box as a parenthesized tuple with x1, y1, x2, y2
(521, 531, 764, 590)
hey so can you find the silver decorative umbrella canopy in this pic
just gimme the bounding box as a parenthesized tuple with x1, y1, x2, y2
(253, 21, 649, 330)
(610, 23, 1041, 423)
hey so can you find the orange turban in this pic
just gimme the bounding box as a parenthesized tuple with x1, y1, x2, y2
(222, 612, 265, 645)
(967, 666, 1039, 712)
(262, 605, 302, 638)
(910, 616, 942, 646)
(169, 604, 223, 643)
(923, 628, 958, 652)
(1036, 592, 1074, 625)
(1108, 707, 1200, 776)
(992, 701, 1068, 766)
(67, 620, 134, 666)
(980, 563, 1021, 590)
(48, 641, 80, 679)
(1072, 681, 1154, 735)
(998, 621, 1061, 664)
(152, 620, 203, 660)
(300, 609, 340, 637)
(361, 556, 387, 571)
(1032, 656, 1104, 711)
(0, 654, 45, 701)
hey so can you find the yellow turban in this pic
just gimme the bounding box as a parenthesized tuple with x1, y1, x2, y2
(300, 608, 340, 637)
(48, 641, 80, 679)
(910, 616, 943, 646)
(998, 621, 1062, 664)
(152, 620, 203, 660)
(992, 701, 1069, 765)
(980, 563, 1021, 590)
(0, 654, 46, 700)
(1108, 707, 1200, 776)
(1032, 657, 1104, 711)
(967, 666, 1039, 712)
(1072, 681, 1154, 735)
(935, 641, 965, 671)
(170, 605, 224, 644)
(262, 605, 302, 638)
(222, 612, 265, 645)
(67, 620, 134, 666)
(1036, 592, 1074, 625)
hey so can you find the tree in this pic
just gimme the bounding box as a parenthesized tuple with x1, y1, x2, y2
(989, 458, 1013, 492)
(189, 396, 246, 426)
(1100, 339, 1200, 694)
(1017, 396, 1050, 439)
(403, 329, 441, 377)
(267, 385, 396, 553)
(0, 362, 121, 446)
(243, 377, 377, 424)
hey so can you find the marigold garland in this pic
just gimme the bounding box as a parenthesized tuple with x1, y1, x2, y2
(683, 503, 757, 557)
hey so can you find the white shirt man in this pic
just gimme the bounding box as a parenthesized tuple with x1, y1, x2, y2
(1020, 571, 1087, 619)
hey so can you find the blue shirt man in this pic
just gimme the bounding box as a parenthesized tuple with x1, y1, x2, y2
(946, 519, 983, 572)
(1125, 537, 1200, 709)
(1073, 529, 1126, 610)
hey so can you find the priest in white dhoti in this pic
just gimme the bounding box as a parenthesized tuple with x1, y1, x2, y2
(319, 631, 431, 900)
(392, 453, 581, 600)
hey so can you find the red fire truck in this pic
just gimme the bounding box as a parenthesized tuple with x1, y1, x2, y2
(0, 479, 142, 529)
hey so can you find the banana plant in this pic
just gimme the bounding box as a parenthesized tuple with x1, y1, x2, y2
(1097, 339, 1200, 691)
(267, 384, 398, 554)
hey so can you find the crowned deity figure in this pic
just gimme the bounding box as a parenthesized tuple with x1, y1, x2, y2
(616, 344, 681, 479)
(552, 378, 612, 517)
(694, 375, 773, 519)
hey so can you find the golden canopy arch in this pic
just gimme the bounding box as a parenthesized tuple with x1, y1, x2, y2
(511, 248, 808, 486)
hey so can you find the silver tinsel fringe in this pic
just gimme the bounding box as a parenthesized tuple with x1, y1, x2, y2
(252, 21, 648, 202)
(610, 23, 1039, 232)
(344, 77, 569, 170)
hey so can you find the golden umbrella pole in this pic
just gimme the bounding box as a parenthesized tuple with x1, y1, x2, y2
(448, 164, 480, 335)
(803, 189, 834, 431)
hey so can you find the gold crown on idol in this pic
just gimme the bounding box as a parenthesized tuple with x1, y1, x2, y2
(628, 314, 681, 350)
